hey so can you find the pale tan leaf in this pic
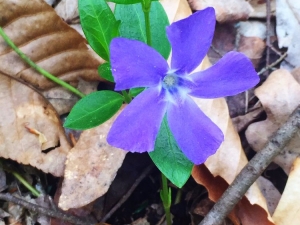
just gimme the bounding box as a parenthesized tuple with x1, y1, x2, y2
(188, 0, 253, 23)
(237, 21, 267, 67)
(272, 157, 300, 224)
(160, 0, 192, 23)
(192, 44, 273, 224)
(246, 69, 300, 174)
(249, 0, 276, 18)
(0, 73, 70, 176)
(0, 0, 103, 113)
(55, 0, 79, 23)
(59, 108, 127, 210)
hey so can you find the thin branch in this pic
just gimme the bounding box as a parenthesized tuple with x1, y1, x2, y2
(258, 52, 287, 75)
(0, 193, 95, 225)
(100, 164, 154, 222)
(199, 105, 300, 225)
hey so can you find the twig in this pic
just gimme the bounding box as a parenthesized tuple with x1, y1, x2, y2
(199, 105, 300, 225)
(0, 193, 95, 225)
(266, 44, 295, 68)
(100, 164, 154, 222)
(258, 52, 287, 75)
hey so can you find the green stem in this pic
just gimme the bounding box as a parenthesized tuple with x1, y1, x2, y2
(142, 1, 152, 46)
(144, 10, 151, 46)
(11, 171, 41, 197)
(121, 90, 131, 104)
(0, 27, 85, 98)
(174, 188, 182, 205)
(161, 173, 172, 225)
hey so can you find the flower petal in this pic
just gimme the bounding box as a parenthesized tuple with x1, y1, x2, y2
(167, 97, 223, 164)
(189, 52, 259, 98)
(107, 87, 167, 152)
(110, 38, 169, 90)
(166, 8, 216, 75)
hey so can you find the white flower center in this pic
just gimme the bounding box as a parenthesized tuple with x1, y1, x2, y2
(163, 74, 177, 87)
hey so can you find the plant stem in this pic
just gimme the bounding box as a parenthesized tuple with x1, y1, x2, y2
(0, 27, 85, 98)
(11, 171, 41, 197)
(174, 188, 182, 204)
(144, 11, 151, 46)
(121, 90, 131, 103)
(161, 173, 172, 225)
(141, 1, 152, 46)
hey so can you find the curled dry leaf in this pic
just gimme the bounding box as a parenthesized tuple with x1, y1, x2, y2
(272, 157, 300, 224)
(188, 0, 253, 23)
(0, 73, 70, 176)
(59, 108, 127, 210)
(246, 69, 300, 174)
(0, 0, 103, 113)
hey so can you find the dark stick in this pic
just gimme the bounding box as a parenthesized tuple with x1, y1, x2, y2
(100, 164, 154, 222)
(0, 193, 94, 225)
(199, 105, 300, 225)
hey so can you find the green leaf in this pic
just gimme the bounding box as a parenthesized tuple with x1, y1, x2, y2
(129, 87, 144, 97)
(64, 91, 123, 130)
(107, 0, 157, 4)
(98, 62, 114, 82)
(108, 0, 141, 4)
(114, 1, 171, 59)
(149, 117, 193, 188)
(79, 0, 119, 60)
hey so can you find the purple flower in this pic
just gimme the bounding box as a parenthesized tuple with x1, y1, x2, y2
(107, 7, 259, 164)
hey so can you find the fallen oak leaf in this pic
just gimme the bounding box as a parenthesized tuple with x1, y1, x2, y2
(0, 73, 71, 176)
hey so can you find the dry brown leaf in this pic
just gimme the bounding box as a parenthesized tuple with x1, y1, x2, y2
(59, 108, 127, 210)
(0, 73, 70, 176)
(0, 0, 103, 113)
(193, 165, 274, 225)
(272, 157, 300, 224)
(188, 0, 253, 23)
(237, 21, 267, 67)
(191, 44, 273, 224)
(246, 69, 300, 174)
(55, 0, 79, 23)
